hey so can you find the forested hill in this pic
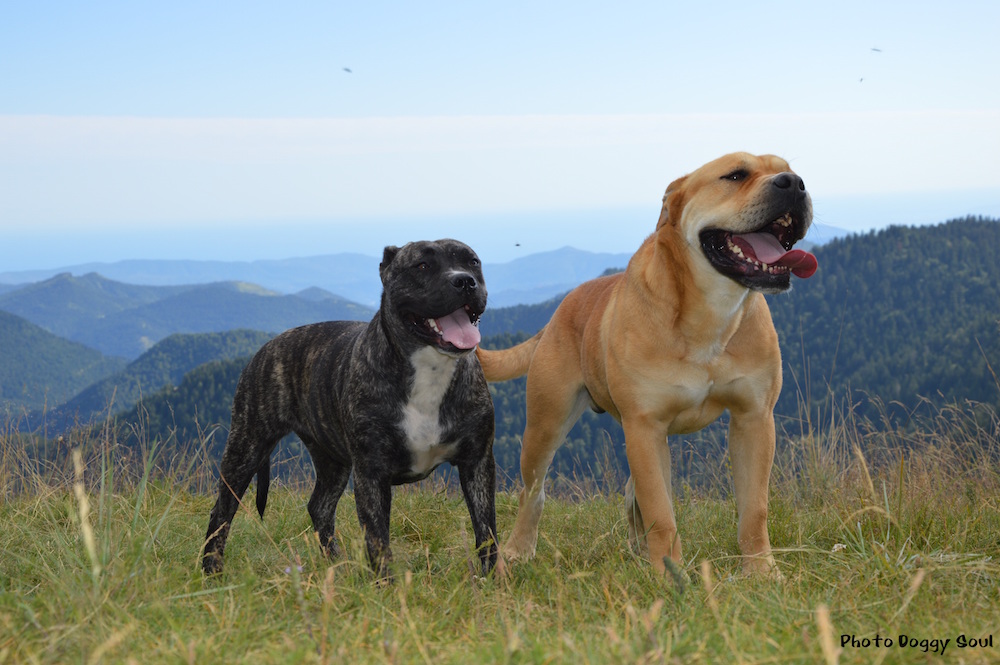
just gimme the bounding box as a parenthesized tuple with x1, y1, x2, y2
(766, 216, 1000, 420)
(480, 217, 1000, 424)
(0, 311, 126, 412)
(39, 330, 275, 434)
(65, 216, 1000, 484)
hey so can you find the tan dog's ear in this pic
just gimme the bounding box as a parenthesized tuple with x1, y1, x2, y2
(656, 175, 688, 230)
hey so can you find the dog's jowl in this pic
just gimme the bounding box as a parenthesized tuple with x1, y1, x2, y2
(202, 239, 498, 579)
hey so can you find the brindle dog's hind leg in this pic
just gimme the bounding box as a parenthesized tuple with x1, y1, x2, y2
(202, 423, 282, 574)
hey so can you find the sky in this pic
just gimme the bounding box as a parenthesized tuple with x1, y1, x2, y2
(2, 0, 999, 271)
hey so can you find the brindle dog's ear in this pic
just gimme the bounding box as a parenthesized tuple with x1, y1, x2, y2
(379, 246, 400, 283)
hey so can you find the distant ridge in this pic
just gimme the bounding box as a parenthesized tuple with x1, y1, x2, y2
(0, 273, 373, 359)
(0, 228, 849, 308)
(0, 247, 636, 308)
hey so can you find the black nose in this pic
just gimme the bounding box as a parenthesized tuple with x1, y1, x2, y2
(772, 172, 805, 192)
(451, 273, 478, 292)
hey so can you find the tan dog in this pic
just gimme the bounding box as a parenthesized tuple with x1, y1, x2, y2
(477, 152, 817, 578)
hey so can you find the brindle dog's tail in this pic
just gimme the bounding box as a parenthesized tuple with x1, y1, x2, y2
(476, 328, 544, 382)
(255, 457, 270, 519)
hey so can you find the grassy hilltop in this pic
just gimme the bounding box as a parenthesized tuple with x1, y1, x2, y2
(2, 397, 998, 664)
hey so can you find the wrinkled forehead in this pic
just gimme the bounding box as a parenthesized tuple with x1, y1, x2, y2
(397, 239, 479, 263)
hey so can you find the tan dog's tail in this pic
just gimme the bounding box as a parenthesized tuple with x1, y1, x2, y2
(476, 329, 544, 382)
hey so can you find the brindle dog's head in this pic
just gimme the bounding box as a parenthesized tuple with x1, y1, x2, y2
(379, 239, 487, 355)
(658, 152, 817, 294)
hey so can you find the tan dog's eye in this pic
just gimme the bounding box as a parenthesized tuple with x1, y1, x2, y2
(721, 169, 748, 182)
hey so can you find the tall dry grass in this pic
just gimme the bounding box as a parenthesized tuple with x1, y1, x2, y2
(1, 392, 998, 663)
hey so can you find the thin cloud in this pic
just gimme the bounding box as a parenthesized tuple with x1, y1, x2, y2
(1, 111, 997, 228)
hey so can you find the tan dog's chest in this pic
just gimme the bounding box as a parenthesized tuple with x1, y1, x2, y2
(594, 343, 762, 435)
(623, 358, 764, 434)
(575, 277, 772, 435)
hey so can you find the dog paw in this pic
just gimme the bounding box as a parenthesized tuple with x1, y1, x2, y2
(202, 553, 224, 576)
(492, 554, 508, 580)
(501, 539, 537, 563)
(741, 555, 784, 582)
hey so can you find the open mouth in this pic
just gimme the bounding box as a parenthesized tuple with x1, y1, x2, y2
(699, 212, 818, 290)
(405, 304, 483, 352)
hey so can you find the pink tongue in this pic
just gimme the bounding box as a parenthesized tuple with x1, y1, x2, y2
(435, 308, 481, 349)
(735, 232, 818, 278)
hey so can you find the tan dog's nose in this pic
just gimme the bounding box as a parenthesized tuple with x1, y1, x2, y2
(772, 172, 805, 192)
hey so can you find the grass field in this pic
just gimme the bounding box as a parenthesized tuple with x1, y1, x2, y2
(1, 399, 999, 664)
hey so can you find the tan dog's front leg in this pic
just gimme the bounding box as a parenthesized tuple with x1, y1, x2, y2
(625, 439, 674, 556)
(728, 411, 780, 578)
(623, 416, 680, 574)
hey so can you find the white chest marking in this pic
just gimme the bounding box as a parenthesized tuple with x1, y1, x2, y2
(401, 346, 459, 475)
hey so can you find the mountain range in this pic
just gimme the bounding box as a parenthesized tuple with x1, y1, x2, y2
(86, 216, 1000, 483)
(4, 219, 997, 478)
(0, 222, 848, 308)
(0, 247, 635, 309)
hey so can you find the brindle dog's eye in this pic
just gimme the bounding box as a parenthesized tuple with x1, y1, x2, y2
(722, 169, 748, 182)
(416, 262, 429, 271)
(469, 258, 480, 267)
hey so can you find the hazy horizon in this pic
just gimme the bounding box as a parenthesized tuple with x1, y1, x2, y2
(3, 191, 997, 275)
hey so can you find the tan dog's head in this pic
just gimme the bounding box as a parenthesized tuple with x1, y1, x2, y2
(658, 152, 816, 294)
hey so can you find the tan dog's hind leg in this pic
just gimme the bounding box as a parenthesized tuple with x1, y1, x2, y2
(728, 411, 781, 578)
(504, 376, 591, 561)
(622, 416, 681, 574)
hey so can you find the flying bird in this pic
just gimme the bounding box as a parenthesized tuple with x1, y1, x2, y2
(343, 67, 353, 73)
(871, 48, 882, 52)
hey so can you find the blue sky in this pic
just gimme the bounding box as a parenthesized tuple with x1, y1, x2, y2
(2, 1, 999, 270)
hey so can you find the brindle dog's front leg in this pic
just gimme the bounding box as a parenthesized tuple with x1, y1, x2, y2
(727, 409, 781, 578)
(458, 450, 501, 577)
(352, 468, 394, 581)
(622, 415, 681, 575)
